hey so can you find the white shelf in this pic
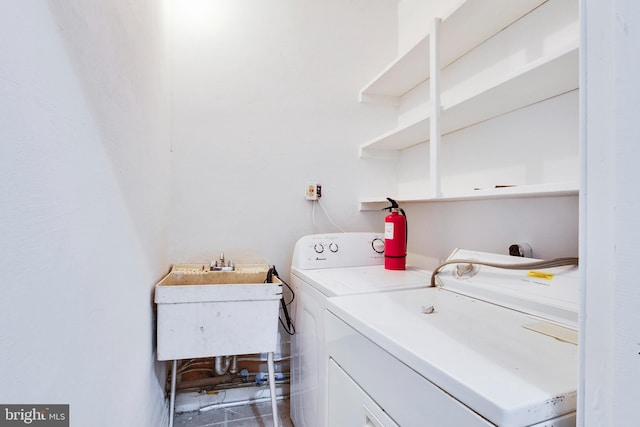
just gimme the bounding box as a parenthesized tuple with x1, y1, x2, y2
(439, 0, 547, 66)
(359, 182, 579, 211)
(359, 114, 431, 156)
(358, 0, 546, 102)
(359, 34, 430, 102)
(441, 43, 579, 135)
(357, 0, 579, 209)
(361, 42, 578, 155)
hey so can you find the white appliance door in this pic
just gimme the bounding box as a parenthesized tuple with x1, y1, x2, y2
(328, 359, 399, 427)
(325, 310, 493, 427)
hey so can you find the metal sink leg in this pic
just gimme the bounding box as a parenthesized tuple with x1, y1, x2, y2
(268, 352, 279, 427)
(169, 359, 177, 427)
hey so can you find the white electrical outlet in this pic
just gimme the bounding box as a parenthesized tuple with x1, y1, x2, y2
(305, 182, 321, 200)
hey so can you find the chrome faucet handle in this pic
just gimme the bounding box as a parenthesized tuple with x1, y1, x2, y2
(209, 252, 234, 271)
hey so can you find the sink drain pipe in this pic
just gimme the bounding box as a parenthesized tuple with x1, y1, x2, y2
(214, 355, 237, 375)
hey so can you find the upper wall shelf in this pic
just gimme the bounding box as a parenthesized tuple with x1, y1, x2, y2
(359, 42, 578, 156)
(359, 0, 547, 103)
(357, 0, 579, 209)
(360, 113, 431, 155)
(359, 34, 430, 103)
(441, 43, 579, 135)
(439, 0, 547, 66)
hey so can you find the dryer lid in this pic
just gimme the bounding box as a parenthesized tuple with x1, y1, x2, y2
(434, 248, 579, 328)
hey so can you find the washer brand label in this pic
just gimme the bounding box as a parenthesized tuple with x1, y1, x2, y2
(0, 405, 68, 426)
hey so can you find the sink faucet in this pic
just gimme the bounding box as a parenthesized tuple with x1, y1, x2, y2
(210, 252, 235, 271)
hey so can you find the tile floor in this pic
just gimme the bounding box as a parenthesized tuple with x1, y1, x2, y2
(173, 398, 294, 427)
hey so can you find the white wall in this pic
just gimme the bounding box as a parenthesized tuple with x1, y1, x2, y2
(397, 0, 452, 52)
(581, 0, 640, 425)
(0, 1, 170, 425)
(169, 0, 399, 278)
(406, 195, 578, 267)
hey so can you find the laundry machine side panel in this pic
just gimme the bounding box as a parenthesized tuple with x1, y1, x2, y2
(290, 274, 329, 427)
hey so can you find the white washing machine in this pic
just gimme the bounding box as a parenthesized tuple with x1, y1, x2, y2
(289, 233, 431, 427)
(325, 248, 580, 427)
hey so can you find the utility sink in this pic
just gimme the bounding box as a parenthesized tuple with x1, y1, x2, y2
(154, 263, 282, 361)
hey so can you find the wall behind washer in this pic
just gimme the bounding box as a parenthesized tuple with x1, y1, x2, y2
(171, 0, 578, 274)
(405, 195, 579, 268)
(169, 0, 399, 276)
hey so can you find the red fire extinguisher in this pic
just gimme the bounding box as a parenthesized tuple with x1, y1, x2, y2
(383, 198, 407, 270)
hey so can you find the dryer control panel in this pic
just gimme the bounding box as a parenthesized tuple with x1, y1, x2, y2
(291, 233, 385, 270)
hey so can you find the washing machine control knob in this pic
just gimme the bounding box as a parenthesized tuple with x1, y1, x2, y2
(372, 238, 385, 254)
(313, 243, 324, 254)
(329, 243, 339, 253)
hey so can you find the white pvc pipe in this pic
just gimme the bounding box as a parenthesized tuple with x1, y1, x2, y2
(199, 395, 286, 412)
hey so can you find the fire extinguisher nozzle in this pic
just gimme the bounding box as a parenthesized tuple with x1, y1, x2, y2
(383, 197, 399, 211)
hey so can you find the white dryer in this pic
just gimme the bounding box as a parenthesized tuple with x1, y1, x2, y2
(289, 233, 430, 427)
(325, 248, 579, 427)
